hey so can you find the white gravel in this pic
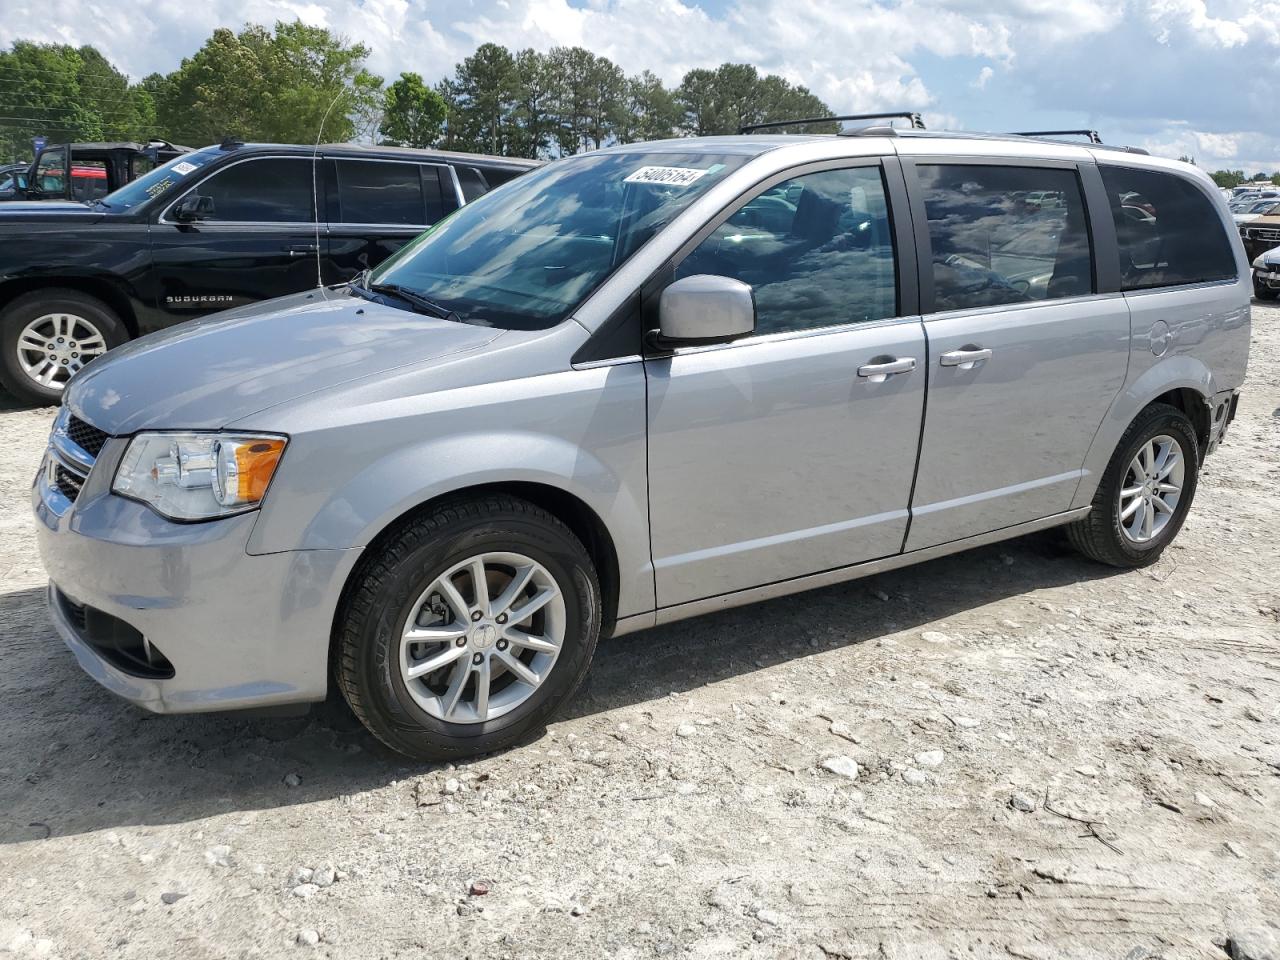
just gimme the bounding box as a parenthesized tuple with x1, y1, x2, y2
(0, 305, 1278, 957)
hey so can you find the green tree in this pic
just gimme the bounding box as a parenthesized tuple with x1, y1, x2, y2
(380, 72, 446, 147)
(0, 42, 101, 159)
(676, 64, 835, 136)
(508, 49, 556, 158)
(621, 70, 680, 143)
(1210, 169, 1245, 188)
(153, 21, 381, 146)
(449, 43, 519, 154)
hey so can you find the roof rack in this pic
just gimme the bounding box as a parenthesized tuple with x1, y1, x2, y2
(1014, 129, 1103, 144)
(740, 112, 925, 135)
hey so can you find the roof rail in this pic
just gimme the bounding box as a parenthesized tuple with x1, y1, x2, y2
(1014, 129, 1103, 144)
(740, 111, 925, 135)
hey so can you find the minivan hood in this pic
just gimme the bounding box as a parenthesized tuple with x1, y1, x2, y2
(67, 288, 506, 434)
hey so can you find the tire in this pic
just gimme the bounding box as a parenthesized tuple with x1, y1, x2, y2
(1066, 402, 1200, 568)
(1252, 278, 1278, 301)
(0, 289, 128, 405)
(336, 494, 601, 761)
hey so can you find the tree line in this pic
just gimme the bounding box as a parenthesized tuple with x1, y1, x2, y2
(0, 22, 835, 163)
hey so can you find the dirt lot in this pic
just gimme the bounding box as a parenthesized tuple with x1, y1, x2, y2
(1, 306, 1278, 960)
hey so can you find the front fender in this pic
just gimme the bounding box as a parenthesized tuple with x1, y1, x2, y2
(245, 362, 655, 619)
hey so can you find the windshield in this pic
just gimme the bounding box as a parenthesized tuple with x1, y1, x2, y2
(100, 147, 221, 210)
(367, 150, 753, 330)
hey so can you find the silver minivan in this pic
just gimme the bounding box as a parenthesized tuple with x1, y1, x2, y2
(34, 129, 1250, 759)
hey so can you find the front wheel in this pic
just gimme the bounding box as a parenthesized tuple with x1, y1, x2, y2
(1066, 403, 1200, 568)
(336, 495, 601, 760)
(0, 289, 127, 405)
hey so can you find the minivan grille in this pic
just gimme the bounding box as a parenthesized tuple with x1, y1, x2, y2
(52, 464, 86, 501)
(66, 415, 109, 458)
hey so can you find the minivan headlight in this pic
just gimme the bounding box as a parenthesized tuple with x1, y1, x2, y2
(113, 433, 287, 521)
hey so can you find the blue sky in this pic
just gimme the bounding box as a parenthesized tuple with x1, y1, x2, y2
(4, 0, 1277, 172)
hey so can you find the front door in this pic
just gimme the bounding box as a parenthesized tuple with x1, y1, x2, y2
(902, 160, 1131, 551)
(645, 162, 926, 607)
(149, 155, 323, 319)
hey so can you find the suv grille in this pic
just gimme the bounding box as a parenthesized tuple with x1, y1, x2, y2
(1244, 226, 1280, 243)
(66, 415, 109, 458)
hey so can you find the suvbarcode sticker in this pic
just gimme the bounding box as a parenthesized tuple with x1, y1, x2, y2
(623, 165, 709, 187)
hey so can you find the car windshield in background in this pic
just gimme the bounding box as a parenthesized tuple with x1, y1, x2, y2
(367, 150, 753, 330)
(98, 147, 221, 210)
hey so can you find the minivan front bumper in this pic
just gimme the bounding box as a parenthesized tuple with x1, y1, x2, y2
(33, 449, 357, 714)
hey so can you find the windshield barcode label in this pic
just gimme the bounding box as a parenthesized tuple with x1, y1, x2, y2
(623, 165, 709, 187)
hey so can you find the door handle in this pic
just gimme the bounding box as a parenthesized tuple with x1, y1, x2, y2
(939, 347, 993, 369)
(857, 357, 916, 381)
(286, 243, 319, 257)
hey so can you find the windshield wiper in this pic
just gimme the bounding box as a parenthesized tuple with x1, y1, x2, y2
(366, 281, 460, 322)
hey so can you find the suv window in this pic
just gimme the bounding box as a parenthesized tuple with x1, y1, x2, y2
(1100, 165, 1236, 290)
(919, 164, 1094, 310)
(455, 166, 488, 203)
(675, 165, 898, 335)
(33, 147, 66, 195)
(191, 157, 315, 223)
(336, 160, 439, 225)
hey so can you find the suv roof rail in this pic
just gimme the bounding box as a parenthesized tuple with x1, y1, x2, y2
(1014, 129, 1103, 144)
(740, 111, 925, 135)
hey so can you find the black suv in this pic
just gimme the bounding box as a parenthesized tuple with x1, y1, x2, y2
(0, 141, 538, 403)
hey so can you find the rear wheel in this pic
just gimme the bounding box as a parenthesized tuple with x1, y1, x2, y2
(336, 494, 601, 760)
(0, 289, 127, 405)
(1066, 403, 1199, 568)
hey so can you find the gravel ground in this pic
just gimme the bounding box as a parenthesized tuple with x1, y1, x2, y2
(1, 306, 1278, 960)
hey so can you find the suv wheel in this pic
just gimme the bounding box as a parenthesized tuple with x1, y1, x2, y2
(1066, 402, 1200, 568)
(336, 494, 601, 760)
(0, 289, 127, 405)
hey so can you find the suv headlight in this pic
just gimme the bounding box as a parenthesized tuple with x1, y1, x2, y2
(113, 433, 287, 521)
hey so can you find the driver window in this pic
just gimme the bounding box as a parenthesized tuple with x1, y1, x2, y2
(34, 148, 66, 195)
(918, 164, 1094, 311)
(674, 165, 899, 335)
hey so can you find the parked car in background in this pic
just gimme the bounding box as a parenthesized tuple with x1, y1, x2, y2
(0, 140, 538, 403)
(1251, 246, 1280, 299)
(6, 141, 190, 202)
(1232, 198, 1280, 224)
(33, 129, 1248, 760)
(0, 162, 28, 200)
(1239, 208, 1280, 262)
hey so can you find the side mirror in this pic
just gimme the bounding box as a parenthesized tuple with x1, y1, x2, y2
(656, 274, 755, 346)
(172, 194, 215, 222)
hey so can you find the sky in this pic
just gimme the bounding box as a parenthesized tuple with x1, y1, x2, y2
(3, 0, 1278, 172)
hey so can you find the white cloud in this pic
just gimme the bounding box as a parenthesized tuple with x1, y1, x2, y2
(0, 0, 1276, 170)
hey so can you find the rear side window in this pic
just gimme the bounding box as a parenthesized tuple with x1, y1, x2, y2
(455, 165, 488, 203)
(193, 157, 315, 223)
(1099, 165, 1236, 290)
(337, 160, 426, 225)
(477, 166, 525, 189)
(918, 164, 1094, 311)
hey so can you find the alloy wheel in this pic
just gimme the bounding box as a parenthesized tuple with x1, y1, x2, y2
(1118, 434, 1185, 544)
(398, 551, 566, 724)
(16, 313, 109, 390)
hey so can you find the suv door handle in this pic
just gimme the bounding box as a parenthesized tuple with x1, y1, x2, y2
(857, 357, 916, 381)
(939, 347, 993, 368)
(286, 243, 319, 257)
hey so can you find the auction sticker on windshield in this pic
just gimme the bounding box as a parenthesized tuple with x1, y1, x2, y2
(171, 161, 198, 176)
(623, 166, 709, 187)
